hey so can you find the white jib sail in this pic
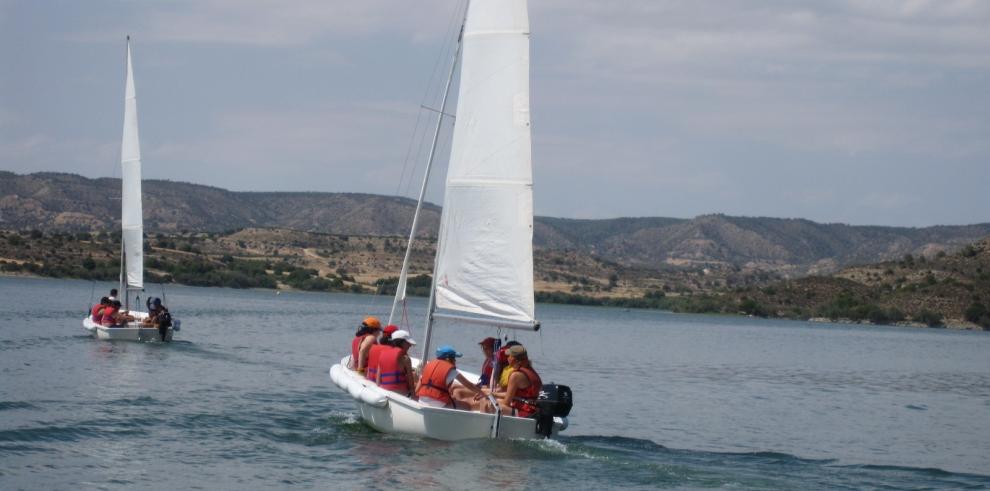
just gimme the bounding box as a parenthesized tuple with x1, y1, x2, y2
(121, 39, 143, 289)
(434, 0, 534, 323)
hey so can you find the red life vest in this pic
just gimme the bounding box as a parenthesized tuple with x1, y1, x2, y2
(351, 334, 375, 370)
(416, 359, 455, 405)
(377, 347, 409, 395)
(365, 344, 388, 381)
(91, 304, 106, 321)
(509, 366, 543, 418)
(100, 306, 119, 326)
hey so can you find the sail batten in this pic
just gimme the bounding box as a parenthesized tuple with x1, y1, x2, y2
(120, 40, 143, 289)
(433, 0, 534, 324)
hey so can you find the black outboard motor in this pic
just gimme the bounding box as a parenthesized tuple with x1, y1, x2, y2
(534, 383, 573, 438)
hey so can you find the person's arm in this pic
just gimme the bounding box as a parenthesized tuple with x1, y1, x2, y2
(454, 373, 481, 395)
(497, 371, 525, 404)
(357, 337, 374, 373)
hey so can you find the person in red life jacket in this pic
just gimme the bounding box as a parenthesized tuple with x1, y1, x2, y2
(489, 345, 543, 417)
(451, 337, 498, 404)
(101, 300, 135, 327)
(90, 297, 110, 322)
(350, 316, 382, 374)
(365, 324, 399, 382)
(415, 345, 482, 409)
(377, 329, 418, 397)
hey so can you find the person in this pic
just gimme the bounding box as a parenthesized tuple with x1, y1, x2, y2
(108, 288, 118, 302)
(351, 316, 382, 374)
(90, 297, 110, 322)
(140, 297, 169, 327)
(101, 300, 135, 327)
(415, 345, 483, 409)
(377, 330, 418, 397)
(488, 345, 543, 417)
(365, 324, 399, 382)
(451, 337, 498, 403)
(494, 340, 523, 393)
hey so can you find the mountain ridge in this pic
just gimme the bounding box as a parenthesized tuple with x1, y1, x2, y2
(2, 171, 988, 275)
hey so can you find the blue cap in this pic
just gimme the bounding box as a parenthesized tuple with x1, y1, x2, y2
(151, 297, 162, 306)
(436, 345, 462, 359)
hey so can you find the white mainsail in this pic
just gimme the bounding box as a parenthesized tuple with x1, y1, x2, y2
(433, 0, 534, 324)
(120, 38, 143, 289)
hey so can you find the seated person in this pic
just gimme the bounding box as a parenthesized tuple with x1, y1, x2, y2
(415, 345, 483, 410)
(451, 337, 497, 403)
(377, 330, 418, 397)
(101, 300, 135, 327)
(91, 297, 110, 322)
(485, 345, 543, 418)
(140, 297, 169, 327)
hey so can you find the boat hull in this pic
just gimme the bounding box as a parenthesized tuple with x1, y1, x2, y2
(82, 313, 175, 342)
(330, 356, 566, 441)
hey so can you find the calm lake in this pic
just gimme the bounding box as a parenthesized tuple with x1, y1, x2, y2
(1, 276, 988, 490)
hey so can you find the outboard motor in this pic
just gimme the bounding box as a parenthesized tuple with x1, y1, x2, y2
(534, 383, 573, 438)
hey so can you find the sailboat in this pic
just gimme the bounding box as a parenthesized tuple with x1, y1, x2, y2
(82, 37, 180, 342)
(330, 0, 571, 440)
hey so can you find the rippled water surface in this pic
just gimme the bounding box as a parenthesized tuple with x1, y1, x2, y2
(2, 276, 989, 490)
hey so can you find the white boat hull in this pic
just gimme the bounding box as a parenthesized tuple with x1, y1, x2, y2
(82, 313, 176, 342)
(330, 356, 566, 441)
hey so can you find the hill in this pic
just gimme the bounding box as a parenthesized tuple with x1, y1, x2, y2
(2, 171, 990, 277)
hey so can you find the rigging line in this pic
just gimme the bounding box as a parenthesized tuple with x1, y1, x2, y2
(402, 1, 464, 199)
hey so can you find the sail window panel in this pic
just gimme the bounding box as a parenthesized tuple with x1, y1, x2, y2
(435, 184, 535, 323)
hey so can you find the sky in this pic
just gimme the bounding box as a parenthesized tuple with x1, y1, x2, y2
(1, 0, 988, 227)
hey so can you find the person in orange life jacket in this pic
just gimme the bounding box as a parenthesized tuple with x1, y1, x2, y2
(90, 297, 110, 322)
(487, 345, 543, 417)
(415, 345, 482, 409)
(377, 329, 418, 397)
(451, 337, 498, 404)
(102, 300, 135, 327)
(351, 316, 382, 374)
(365, 324, 399, 382)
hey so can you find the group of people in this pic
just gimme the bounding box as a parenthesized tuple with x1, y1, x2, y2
(350, 316, 544, 418)
(88, 288, 171, 328)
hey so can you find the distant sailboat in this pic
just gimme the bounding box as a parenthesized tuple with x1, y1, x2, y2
(330, 0, 571, 440)
(82, 37, 180, 342)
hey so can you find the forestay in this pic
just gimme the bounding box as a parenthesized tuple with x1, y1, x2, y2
(121, 40, 143, 289)
(434, 0, 534, 324)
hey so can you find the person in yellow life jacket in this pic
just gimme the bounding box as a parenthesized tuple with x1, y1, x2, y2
(494, 340, 523, 393)
(489, 345, 543, 418)
(350, 316, 381, 374)
(366, 324, 398, 382)
(415, 345, 482, 409)
(377, 330, 417, 397)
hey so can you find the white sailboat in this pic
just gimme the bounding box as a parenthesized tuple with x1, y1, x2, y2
(82, 37, 180, 342)
(330, 0, 570, 440)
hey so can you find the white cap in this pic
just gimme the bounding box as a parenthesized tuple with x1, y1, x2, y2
(392, 330, 417, 345)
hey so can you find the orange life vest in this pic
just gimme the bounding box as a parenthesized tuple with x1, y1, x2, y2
(100, 306, 119, 326)
(365, 343, 388, 381)
(91, 304, 106, 321)
(416, 359, 455, 405)
(351, 334, 375, 370)
(377, 347, 409, 395)
(509, 366, 543, 418)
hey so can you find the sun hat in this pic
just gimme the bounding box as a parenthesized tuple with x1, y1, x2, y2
(479, 337, 497, 348)
(362, 316, 382, 329)
(436, 345, 462, 359)
(383, 324, 399, 336)
(506, 345, 527, 357)
(391, 330, 417, 345)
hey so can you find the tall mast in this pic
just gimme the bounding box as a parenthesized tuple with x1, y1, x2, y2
(418, 2, 470, 363)
(387, 6, 467, 328)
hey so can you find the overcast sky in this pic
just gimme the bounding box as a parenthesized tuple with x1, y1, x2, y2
(1, 0, 988, 227)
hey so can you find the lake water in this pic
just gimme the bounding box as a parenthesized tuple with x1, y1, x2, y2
(1, 276, 988, 490)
